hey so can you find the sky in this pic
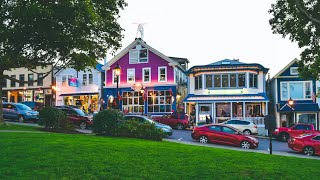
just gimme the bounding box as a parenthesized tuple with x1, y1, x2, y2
(104, 0, 302, 77)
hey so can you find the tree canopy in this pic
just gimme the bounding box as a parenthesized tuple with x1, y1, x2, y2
(0, 0, 127, 123)
(269, 0, 320, 79)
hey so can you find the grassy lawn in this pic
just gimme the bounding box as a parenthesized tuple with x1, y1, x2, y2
(0, 123, 41, 131)
(0, 132, 319, 179)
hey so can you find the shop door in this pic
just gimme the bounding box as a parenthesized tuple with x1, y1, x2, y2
(45, 95, 51, 107)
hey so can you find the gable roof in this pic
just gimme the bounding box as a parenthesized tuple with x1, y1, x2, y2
(272, 58, 298, 79)
(102, 38, 180, 70)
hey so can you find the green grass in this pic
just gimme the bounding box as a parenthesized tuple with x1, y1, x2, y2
(0, 123, 41, 131)
(0, 132, 319, 179)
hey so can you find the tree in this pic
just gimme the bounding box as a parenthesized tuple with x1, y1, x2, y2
(0, 0, 127, 123)
(269, 0, 320, 79)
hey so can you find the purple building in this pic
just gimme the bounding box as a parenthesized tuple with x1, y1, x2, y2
(102, 38, 189, 116)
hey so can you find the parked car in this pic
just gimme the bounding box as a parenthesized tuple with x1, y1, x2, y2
(272, 123, 319, 142)
(223, 119, 258, 135)
(152, 114, 189, 130)
(191, 124, 259, 149)
(2, 102, 39, 123)
(288, 133, 320, 156)
(55, 106, 93, 129)
(20, 101, 44, 111)
(124, 115, 173, 136)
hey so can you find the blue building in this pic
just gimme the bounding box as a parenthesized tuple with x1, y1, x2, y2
(270, 59, 319, 130)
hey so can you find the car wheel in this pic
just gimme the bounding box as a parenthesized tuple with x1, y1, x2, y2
(303, 146, 315, 156)
(243, 129, 251, 135)
(240, 140, 251, 149)
(18, 115, 25, 123)
(176, 123, 184, 130)
(79, 122, 87, 130)
(199, 135, 208, 144)
(280, 133, 289, 142)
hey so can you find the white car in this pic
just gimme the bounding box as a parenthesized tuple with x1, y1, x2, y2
(223, 119, 258, 135)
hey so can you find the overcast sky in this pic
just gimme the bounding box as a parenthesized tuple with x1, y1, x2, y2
(105, 0, 301, 77)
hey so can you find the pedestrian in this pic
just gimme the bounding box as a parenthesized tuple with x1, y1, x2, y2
(98, 98, 105, 111)
(209, 115, 213, 124)
(205, 115, 210, 124)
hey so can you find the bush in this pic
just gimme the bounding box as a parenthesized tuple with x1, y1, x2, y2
(115, 120, 164, 141)
(92, 109, 124, 135)
(38, 107, 74, 130)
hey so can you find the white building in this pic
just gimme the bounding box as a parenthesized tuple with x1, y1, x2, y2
(54, 64, 104, 113)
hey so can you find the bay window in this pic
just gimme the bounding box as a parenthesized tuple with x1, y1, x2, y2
(249, 73, 258, 88)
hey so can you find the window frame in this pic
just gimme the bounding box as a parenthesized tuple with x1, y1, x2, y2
(290, 67, 299, 75)
(10, 75, 16, 87)
(280, 81, 313, 101)
(142, 67, 151, 83)
(37, 73, 44, 86)
(19, 74, 25, 87)
(127, 68, 135, 84)
(158, 66, 167, 82)
(28, 74, 34, 86)
(249, 73, 258, 88)
(129, 48, 149, 64)
(88, 74, 93, 84)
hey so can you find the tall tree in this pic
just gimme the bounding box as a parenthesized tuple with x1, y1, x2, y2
(0, 0, 127, 123)
(269, 0, 320, 79)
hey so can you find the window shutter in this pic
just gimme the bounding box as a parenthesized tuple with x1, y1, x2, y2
(129, 50, 139, 64)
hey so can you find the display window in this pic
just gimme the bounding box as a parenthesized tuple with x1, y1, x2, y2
(147, 90, 172, 113)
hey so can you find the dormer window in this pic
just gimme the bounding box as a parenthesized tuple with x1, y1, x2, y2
(290, 67, 298, 75)
(129, 45, 148, 64)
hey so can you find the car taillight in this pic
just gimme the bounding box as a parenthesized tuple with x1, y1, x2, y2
(254, 125, 257, 128)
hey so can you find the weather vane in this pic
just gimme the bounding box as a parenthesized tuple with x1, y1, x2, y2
(133, 23, 146, 39)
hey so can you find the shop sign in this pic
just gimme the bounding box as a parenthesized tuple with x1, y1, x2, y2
(68, 77, 78, 87)
(35, 90, 43, 94)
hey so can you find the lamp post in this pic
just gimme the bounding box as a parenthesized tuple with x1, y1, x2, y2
(114, 63, 121, 110)
(140, 86, 145, 115)
(288, 97, 294, 126)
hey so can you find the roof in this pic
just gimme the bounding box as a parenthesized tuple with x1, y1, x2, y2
(277, 103, 319, 112)
(169, 57, 190, 63)
(102, 38, 182, 70)
(186, 59, 269, 74)
(272, 58, 298, 79)
(183, 93, 269, 103)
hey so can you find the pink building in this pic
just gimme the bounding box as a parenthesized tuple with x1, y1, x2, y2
(102, 38, 189, 115)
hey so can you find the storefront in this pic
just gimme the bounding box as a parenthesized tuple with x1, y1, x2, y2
(60, 93, 99, 113)
(6, 88, 52, 106)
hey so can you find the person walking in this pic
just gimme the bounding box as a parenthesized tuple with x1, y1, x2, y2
(98, 98, 105, 112)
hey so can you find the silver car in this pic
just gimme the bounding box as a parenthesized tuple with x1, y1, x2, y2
(223, 119, 258, 135)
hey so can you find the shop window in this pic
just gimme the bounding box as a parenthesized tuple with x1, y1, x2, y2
(158, 67, 167, 82)
(37, 73, 43, 86)
(143, 68, 151, 83)
(205, 75, 212, 88)
(89, 74, 93, 84)
(19, 74, 25, 87)
(147, 90, 172, 113)
(245, 104, 261, 117)
(28, 74, 34, 86)
(122, 91, 144, 113)
(10, 75, 16, 87)
(216, 103, 231, 117)
(249, 73, 258, 88)
(127, 69, 135, 83)
(297, 113, 316, 128)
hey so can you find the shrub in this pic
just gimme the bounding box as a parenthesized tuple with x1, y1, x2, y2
(92, 109, 124, 135)
(115, 119, 164, 141)
(38, 107, 74, 130)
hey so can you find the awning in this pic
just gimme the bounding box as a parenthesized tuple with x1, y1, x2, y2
(277, 103, 319, 112)
(183, 93, 269, 103)
(60, 92, 98, 96)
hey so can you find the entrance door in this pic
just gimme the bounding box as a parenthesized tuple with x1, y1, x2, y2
(280, 113, 294, 127)
(45, 95, 51, 107)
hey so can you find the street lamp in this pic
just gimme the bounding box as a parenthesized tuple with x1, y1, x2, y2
(288, 97, 294, 106)
(114, 63, 121, 110)
(140, 86, 145, 115)
(288, 97, 294, 127)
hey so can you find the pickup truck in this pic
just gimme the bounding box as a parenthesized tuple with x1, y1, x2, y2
(152, 114, 189, 130)
(272, 123, 319, 141)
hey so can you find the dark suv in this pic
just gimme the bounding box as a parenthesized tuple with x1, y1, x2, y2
(55, 106, 93, 129)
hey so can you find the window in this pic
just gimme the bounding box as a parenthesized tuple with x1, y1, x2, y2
(122, 91, 144, 113)
(158, 67, 167, 82)
(62, 75, 67, 86)
(143, 68, 151, 83)
(238, 73, 246, 87)
(249, 73, 258, 88)
(82, 74, 87, 85)
(281, 81, 312, 100)
(129, 48, 148, 64)
(208, 125, 221, 132)
(112, 70, 120, 84)
(195, 75, 202, 90)
(222, 127, 236, 134)
(222, 74, 229, 87)
(290, 67, 298, 75)
(205, 75, 213, 88)
(214, 74, 221, 88)
(19, 74, 24, 87)
(147, 90, 172, 113)
(37, 73, 44, 86)
(216, 103, 231, 117)
(127, 69, 135, 83)
(89, 74, 93, 84)
(1, 77, 6, 88)
(10, 75, 16, 87)
(28, 74, 33, 86)
(312, 136, 320, 141)
(230, 74, 237, 87)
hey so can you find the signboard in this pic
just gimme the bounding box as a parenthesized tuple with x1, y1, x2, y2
(68, 77, 78, 87)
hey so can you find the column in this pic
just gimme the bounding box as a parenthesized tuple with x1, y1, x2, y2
(230, 102, 233, 119)
(265, 102, 268, 115)
(213, 102, 216, 123)
(211, 103, 214, 123)
(196, 103, 199, 126)
(243, 102, 246, 118)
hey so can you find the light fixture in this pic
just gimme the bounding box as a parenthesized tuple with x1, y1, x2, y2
(288, 97, 294, 106)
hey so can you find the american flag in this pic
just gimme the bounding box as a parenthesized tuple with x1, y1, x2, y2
(312, 92, 316, 103)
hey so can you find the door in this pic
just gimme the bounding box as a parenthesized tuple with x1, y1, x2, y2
(219, 126, 239, 146)
(45, 95, 51, 107)
(312, 136, 320, 154)
(3, 104, 19, 120)
(207, 125, 222, 144)
(290, 124, 311, 137)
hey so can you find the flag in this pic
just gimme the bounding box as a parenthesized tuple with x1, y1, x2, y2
(312, 92, 316, 103)
(118, 92, 122, 100)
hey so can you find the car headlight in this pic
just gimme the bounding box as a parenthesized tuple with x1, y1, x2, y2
(161, 127, 171, 132)
(26, 112, 31, 116)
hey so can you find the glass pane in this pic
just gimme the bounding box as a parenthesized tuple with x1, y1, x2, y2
(123, 98, 127, 105)
(281, 83, 288, 99)
(199, 75, 202, 89)
(214, 75, 221, 88)
(253, 74, 257, 88)
(222, 74, 228, 87)
(216, 103, 231, 117)
(290, 82, 304, 99)
(238, 74, 245, 87)
(160, 105, 165, 112)
(206, 75, 212, 88)
(128, 98, 133, 105)
(305, 82, 311, 98)
(140, 49, 148, 58)
(249, 74, 254, 87)
(230, 74, 236, 87)
(166, 105, 171, 112)
(195, 76, 199, 89)
(154, 105, 159, 112)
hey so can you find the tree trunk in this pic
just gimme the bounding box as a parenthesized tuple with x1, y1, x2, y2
(0, 70, 4, 124)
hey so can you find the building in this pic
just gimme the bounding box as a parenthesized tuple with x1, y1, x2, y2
(270, 59, 319, 130)
(102, 38, 188, 116)
(54, 64, 104, 113)
(184, 59, 269, 127)
(2, 66, 54, 106)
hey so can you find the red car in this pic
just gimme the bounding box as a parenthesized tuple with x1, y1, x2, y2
(191, 124, 259, 149)
(272, 123, 318, 142)
(288, 133, 320, 156)
(153, 114, 189, 130)
(56, 106, 93, 129)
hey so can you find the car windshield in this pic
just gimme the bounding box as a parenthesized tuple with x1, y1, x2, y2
(16, 104, 32, 111)
(75, 109, 86, 116)
(143, 116, 156, 124)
